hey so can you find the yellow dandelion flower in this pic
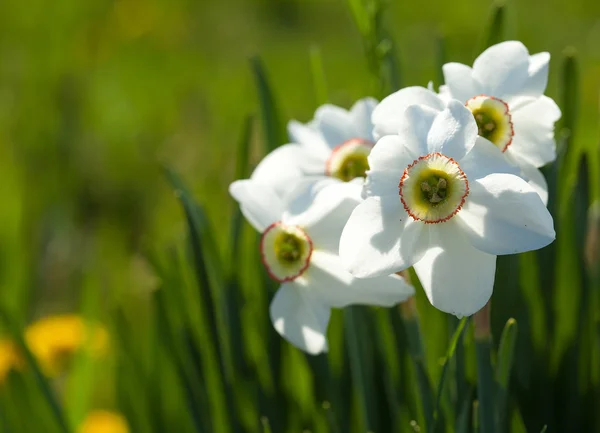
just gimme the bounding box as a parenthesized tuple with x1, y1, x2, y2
(78, 410, 129, 433)
(0, 339, 21, 384)
(25, 314, 109, 376)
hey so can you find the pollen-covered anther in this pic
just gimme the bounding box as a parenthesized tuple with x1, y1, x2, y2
(325, 138, 374, 182)
(260, 222, 313, 282)
(399, 153, 469, 224)
(465, 95, 514, 152)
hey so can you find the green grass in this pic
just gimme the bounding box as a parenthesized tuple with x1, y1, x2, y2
(1, 0, 600, 432)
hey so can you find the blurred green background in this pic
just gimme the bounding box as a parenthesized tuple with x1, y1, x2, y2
(1, 0, 599, 432)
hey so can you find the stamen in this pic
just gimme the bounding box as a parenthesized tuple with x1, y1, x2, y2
(326, 138, 374, 181)
(260, 222, 313, 283)
(399, 152, 469, 224)
(465, 95, 514, 152)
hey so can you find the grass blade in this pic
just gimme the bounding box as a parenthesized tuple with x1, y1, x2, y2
(400, 299, 435, 433)
(474, 303, 495, 433)
(480, 1, 505, 52)
(0, 309, 71, 433)
(344, 307, 374, 432)
(309, 46, 328, 105)
(250, 56, 286, 153)
(229, 115, 254, 267)
(431, 317, 469, 433)
(496, 318, 518, 433)
(164, 167, 238, 433)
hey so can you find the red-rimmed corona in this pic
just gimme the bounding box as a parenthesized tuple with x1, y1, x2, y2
(399, 153, 469, 224)
(465, 95, 514, 152)
(260, 222, 313, 282)
(325, 138, 374, 181)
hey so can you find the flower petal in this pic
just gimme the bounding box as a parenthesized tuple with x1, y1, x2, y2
(508, 96, 561, 167)
(314, 104, 357, 149)
(366, 134, 416, 197)
(427, 100, 478, 160)
(229, 180, 283, 232)
(372, 86, 445, 138)
(442, 62, 482, 103)
(287, 120, 331, 156)
(283, 179, 363, 254)
(521, 52, 550, 97)
(414, 222, 496, 317)
(350, 97, 378, 141)
(308, 250, 414, 308)
(250, 143, 327, 198)
(472, 41, 530, 99)
(460, 136, 521, 180)
(456, 173, 555, 255)
(339, 196, 427, 278)
(270, 283, 330, 354)
(519, 162, 549, 205)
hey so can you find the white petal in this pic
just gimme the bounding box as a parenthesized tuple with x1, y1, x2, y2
(372, 86, 445, 138)
(339, 196, 427, 278)
(250, 143, 327, 198)
(519, 162, 549, 205)
(427, 100, 478, 160)
(283, 180, 363, 254)
(460, 136, 521, 180)
(287, 120, 331, 156)
(366, 134, 416, 197)
(521, 52, 550, 97)
(442, 62, 482, 103)
(413, 222, 496, 317)
(308, 250, 414, 308)
(472, 41, 530, 98)
(350, 97, 378, 141)
(456, 173, 555, 255)
(270, 283, 330, 355)
(508, 96, 561, 167)
(314, 104, 357, 149)
(229, 180, 282, 232)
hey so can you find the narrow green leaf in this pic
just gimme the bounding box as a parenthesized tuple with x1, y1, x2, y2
(455, 387, 473, 433)
(434, 33, 446, 89)
(475, 330, 496, 433)
(250, 56, 286, 153)
(322, 401, 340, 433)
(560, 48, 578, 137)
(163, 167, 238, 433)
(401, 301, 435, 433)
(431, 317, 469, 433)
(496, 318, 518, 432)
(346, 0, 371, 38)
(229, 115, 254, 268)
(344, 307, 373, 432)
(309, 46, 329, 105)
(260, 417, 272, 433)
(480, 1, 506, 52)
(496, 318, 518, 387)
(0, 309, 71, 433)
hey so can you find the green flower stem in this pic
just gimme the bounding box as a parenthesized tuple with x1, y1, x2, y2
(474, 302, 496, 433)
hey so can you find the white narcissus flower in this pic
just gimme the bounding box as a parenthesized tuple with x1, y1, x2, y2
(374, 41, 561, 204)
(340, 101, 555, 317)
(250, 98, 378, 199)
(229, 178, 414, 354)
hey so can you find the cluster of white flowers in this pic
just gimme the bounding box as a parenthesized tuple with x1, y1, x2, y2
(230, 41, 558, 354)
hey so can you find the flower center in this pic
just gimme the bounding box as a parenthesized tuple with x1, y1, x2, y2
(325, 138, 374, 182)
(465, 95, 514, 152)
(399, 153, 469, 223)
(260, 222, 313, 282)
